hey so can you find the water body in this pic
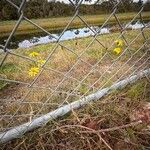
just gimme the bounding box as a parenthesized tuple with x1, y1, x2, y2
(0, 20, 149, 49)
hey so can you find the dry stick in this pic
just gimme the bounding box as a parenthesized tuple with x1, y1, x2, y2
(86, 138, 93, 150)
(51, 121, 142, 149)
(98, 134, 113, 150)
(55, 124, 113, 150)
(14, 139, 26, 150)
(80, 121, 142, 133)
(51, 120, 142, 134)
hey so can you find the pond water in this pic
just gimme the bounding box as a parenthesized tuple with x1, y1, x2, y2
(0, 20, 149, 49)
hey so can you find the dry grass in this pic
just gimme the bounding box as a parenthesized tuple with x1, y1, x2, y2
(1, 78, 150, 149)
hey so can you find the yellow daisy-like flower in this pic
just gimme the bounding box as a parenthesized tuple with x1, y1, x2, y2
(37, 59, 46, 66)
(28, 67, 39, 77)
(115, 39, 123, 47)
(37, 59, 46, 64)
(113, 47, 122, 55)
(29, 51, 40, 57)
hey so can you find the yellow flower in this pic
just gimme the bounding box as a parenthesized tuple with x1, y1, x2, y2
(113, 47, 122, 55)
(28, 67, 39, 77)
(37, 59, 46, 67)
(29, 51, 40, 57)
(37, 59, 46, 64)
(115, 39, 123, 47)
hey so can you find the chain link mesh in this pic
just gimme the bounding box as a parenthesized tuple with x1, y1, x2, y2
(0, 0, 149, 143)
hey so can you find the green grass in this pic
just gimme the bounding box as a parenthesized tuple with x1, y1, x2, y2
(0, 63, 19, 88)
(0, 28, 149, 90)
(0, 12, 150, 37)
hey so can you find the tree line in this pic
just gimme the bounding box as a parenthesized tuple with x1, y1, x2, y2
(0, 0, 150, 21)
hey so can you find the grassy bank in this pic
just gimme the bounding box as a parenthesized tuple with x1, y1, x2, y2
(0, 28, 149, 121)
(0, 12, 150, 37)
(0, 29, 149, 90)
(0, 24, 150, 148)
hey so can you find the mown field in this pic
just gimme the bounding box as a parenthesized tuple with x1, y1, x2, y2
(0, 12, 150, 37)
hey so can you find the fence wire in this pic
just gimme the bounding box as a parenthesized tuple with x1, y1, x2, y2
(0, 0, 150, 143)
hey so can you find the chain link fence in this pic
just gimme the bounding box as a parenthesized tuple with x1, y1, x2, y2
(0, 0, 150, 144)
